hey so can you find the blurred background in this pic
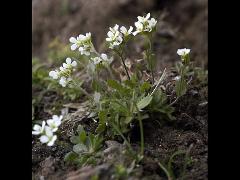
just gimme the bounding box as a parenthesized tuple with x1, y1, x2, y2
(32, 0, 208, 68)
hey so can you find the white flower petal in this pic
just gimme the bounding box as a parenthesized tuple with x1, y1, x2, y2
(86, 32, 91, 39)
(32, 131, 40, 135)
(137, 16, 144, 22)
(55, 119, 61, 127)
(78, 35, 85, 41)
(120, 26, 127, 34)
(114, 24, 119, 31)
(49, 71, 55, 77)
(132, 31, 139, 36)
(71, 44, 78, 51)
(63, 63, 68, 68)
(101, 53, 108, 60)
(69, 37, 77, 43)
(41, 121, 46, 133)
(47, 119, 54, 126)
(51, 128, 58, 132)
(106, 37, 112, 41)
(33, 124, 41, 131)
(146, 13, 150, 20)
(107, 31, 114, 38)
(135, 22, 143, 30)
(71, 61, 77, 67)
(52, 115, 58, 121)
(47, 135, 57, 146)
(60, 66, 65, 71)
(66, 58, 72, 64)
(128, 26, 133, 33)
(40, 135, 49, 143)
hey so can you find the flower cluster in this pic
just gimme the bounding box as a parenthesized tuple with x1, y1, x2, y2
(106, 24, 133, 49)
(177, 48, 191, 56)
(91, 53, 113, 66)
(69, 33, 92, 56)
(49, 58, 77, 87)
(32, 115, 63, 146)
(133, 13, 157, 36)
(105, 13, 157, 49)
(177, 48, 191, 63)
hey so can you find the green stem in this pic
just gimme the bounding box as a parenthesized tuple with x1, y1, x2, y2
(158, 161, 172, 180)
(114, 49, 130, 80)
(111, 122, 136, 159)
(120, 55, 131, 80)
(139, 117, 144, 156)
(134, 103, 144, 158)
(146, 34, 155, 84)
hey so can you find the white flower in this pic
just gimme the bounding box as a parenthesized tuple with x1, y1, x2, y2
(91, 53, 113, 66)
(106, 24, 123, 49)
(120, 26, 133, 36)
(177, 48, 191, 56)
(46, 115, 63, 132)
(69, 33, 92, 56)
(92, 57, 102, 65)
(32, 121, 46, 135)
(59, 66, 66, 72)
(148, 18, 157, 29)
(101, 53, 113, 64)
(69, 37, 78, 50)
(59, 77, 71, 87)
(137, 13, 151, 23)
(79, 45, 91, 56)
(106, 24, 119, 42)
(69, 33, 91, 49)
(133, 13, 157, 36)
(133, 22, 143, 36)
(39, 126, 57, 146)
(62, 58, 77, 68)
(49, 70, 59, 80)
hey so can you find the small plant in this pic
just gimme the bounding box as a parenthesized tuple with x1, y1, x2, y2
(33, 12, 195, 172)
(175, 48, 191, 98)
(64, 125, 103, 167)
(158, 149, 192, 180)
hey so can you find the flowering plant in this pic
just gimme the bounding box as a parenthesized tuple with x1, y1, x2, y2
(33, 12, 192, 163)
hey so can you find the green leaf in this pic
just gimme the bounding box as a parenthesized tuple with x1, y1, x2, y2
(137, 95, 153, 110)
(107, 79, 128, 94)
(70, 125, 87, 144)
(64, 151, 78, 162)
(140, 82, 151, 93)
(70, 136, 81, 144)
(73, 144, 88, 154)
(92, 135, 103, 151)
(79, 131, 87, 144)
(77, 125, 84, 134)
(124, 116, 133, 124)
(96, 111, 107, 134)
(124, 79, 137, 89)
(175, 78, 187, 97)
